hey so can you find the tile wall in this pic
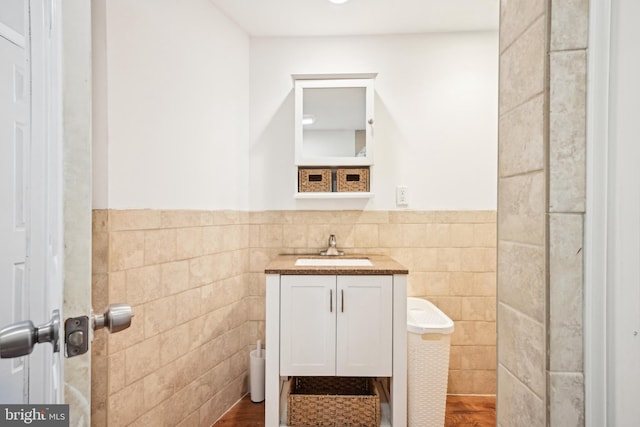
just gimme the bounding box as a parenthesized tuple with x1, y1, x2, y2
(497, 0, 587, 425)
(92, 209, 496, 426)
(248, 210, 497, 395)
(92, 210, 255, 427)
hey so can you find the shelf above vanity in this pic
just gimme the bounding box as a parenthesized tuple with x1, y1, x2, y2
(293, 74, 376, 198)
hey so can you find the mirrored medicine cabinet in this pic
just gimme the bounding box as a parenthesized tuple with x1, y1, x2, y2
(293, 74, 376, 198)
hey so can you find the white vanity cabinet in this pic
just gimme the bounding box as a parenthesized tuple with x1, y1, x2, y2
(265, 255, 408, 427)
(280, 275, 392, 377)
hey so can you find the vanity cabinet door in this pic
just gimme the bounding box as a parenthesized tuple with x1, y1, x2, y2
(336, 275, 393, 376)
(280, 275, 336, 376)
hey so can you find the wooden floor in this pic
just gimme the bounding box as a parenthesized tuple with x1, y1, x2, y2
(212, 394, 496, 426)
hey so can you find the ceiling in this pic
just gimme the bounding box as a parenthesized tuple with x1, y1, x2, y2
(209, 0, 499, 37)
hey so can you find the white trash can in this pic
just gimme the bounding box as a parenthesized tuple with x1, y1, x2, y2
(407, 297, 455, 427)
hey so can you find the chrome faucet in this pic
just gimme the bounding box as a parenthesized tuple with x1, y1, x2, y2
(320, 234, 344, 256)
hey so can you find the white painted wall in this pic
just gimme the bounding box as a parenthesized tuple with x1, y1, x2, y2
(92, 0, 250, 210)
(249, 33, 498, 210)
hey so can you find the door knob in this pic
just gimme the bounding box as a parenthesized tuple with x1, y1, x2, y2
(93, 303, 133, 333)
(65, 304, 133, 357)
(0, 305, 133, 359)
(0, 310, 60, 358)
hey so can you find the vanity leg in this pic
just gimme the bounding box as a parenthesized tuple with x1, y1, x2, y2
(266, 274, 281, 427)
(392, 274, 407, 426)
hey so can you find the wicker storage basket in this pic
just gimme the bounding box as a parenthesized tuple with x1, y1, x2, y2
(287, 377, 380, 427)
(336, 168, 369, 192)
(299, 168, 332, 192)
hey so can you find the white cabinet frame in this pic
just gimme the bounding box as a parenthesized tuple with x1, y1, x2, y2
(265, 273, 407, 427)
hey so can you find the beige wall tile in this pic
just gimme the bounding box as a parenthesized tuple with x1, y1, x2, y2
(498, 241, 545, 323)
(550, 0, 589, 51)
(425, 224, 451, 247)
(107, 379, 145, 427)
(176, 227, 204, 259)
(499, 94, 545, 177)
(422, 272, 451, 296)
(92, 230, 109, 274)
(499, 16, 546, 114)
(427, 296, 462, 320)
(108, 352, 125, 395)
(497, 303, 545, 397)
(223, 225, 247, 251)
(144, 296, 177, 338)
(450, 272, 474, 296)
(108, 271, 126, 304)
(410, 248, 438, 272)
(143, 367, 176, 411)
(145, 229, 177, 265)
(109, 209, 162, 231)
(161, 260, 190, 296)
(451, 321, 496, 346)
(161, 210, 207, 228)
(126, 265, 162, 306)
(450, 223, 475, 248)
(259, 224, 283, 248)
(497, 365, 545, 427)
(282, 224, 308, 248)
(499, 0, 545, 52)
(401, 224, 428, 247)
(203, 226, 226, 254)
(377, 223, 403, 248)
(159, 323, 191, 366)
(189, 255, 215, 287)
(125, 335, 162, 385)
(93, 209, 109, 233)
(354, 224, 379, 248)
(450, 345, 496, 370)
(306, 224, 332, 249)
(549, 51, 587, 213)
(176, 288, 203, 325)
(498, 171, 545, 245)
(177, 412, 199, 427)
(549, 372, 585, 427)
(474, 223, 497, 248)
(473, 272, 497, 297)
(110, 231, 145, 271)
(92, 274, 108, 313)
(461, 248, 496, 272)
(462, 297, 497, 321)
(448, 369, 497, 394)
(435, 248, 462, 272)
(355, 211, 389, 224)
(549, 214, 584, 372)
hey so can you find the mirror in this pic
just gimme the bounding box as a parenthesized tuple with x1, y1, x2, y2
(302, 87, 367, 158)
(294, 77, 374, 166)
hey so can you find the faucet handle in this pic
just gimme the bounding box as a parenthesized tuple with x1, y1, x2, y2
(329, 234, 337, 247)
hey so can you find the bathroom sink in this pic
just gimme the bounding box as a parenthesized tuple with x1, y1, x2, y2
(295, 258, 373, 267)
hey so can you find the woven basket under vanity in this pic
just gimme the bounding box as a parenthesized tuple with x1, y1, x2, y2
(287, 376, 380, 427)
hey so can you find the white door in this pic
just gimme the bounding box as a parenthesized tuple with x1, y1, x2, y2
(0, 1, 31, 403)
(280, 275, 337, 376)
(0, 0, 62, 404)
(336, 275, 392, 376)
(608, 0, 640, 424)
